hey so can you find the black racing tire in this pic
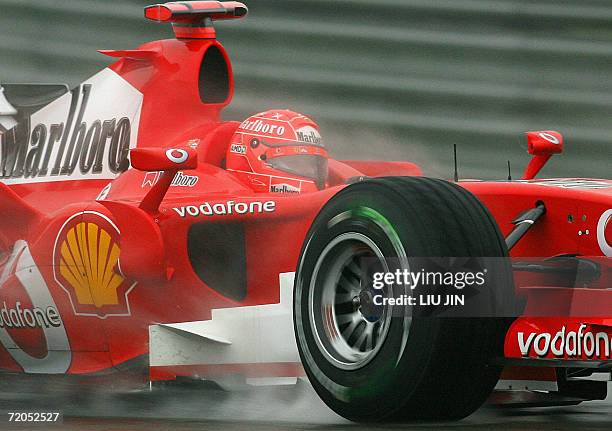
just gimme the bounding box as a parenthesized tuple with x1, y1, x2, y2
(293, 177, 514, 422)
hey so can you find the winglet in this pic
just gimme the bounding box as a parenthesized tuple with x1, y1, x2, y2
(157, 323, 232, 345)
(98, 49, 159, 61)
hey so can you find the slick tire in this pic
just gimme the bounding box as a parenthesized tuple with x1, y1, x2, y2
(293, 177, 514, 422)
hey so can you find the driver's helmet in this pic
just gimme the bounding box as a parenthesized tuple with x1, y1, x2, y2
(226, 109, 328, 193)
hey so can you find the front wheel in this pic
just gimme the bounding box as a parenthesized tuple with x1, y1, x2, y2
(294, 177, 514, 422)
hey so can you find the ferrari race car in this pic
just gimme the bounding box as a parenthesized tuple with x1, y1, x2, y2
(0, 1, 610, 422)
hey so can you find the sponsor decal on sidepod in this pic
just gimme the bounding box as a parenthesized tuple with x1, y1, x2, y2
(173, 200, 276, 217)
(0, 302, 61, 329)
(53, 211, 137, 318)
(0, 241, 71, 373)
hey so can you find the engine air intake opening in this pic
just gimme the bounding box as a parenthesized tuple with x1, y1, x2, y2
(199, 45, 230, 104)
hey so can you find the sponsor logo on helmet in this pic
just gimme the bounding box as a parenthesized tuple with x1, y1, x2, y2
(239, 119, 285, 136)
(518, 324, 611, 359)
(230, 144, 247, 155)
(0, 69, 142, 185)
(53, 211, 137, 318)
(270, 183, 300, 194)
(296, 126, 322, 145)
(173, 200, 276, 218)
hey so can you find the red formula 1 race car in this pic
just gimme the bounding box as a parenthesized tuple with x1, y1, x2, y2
(0, 1, 610, 422)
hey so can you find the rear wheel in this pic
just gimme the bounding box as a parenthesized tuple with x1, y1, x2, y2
(294, 177, 514, 421)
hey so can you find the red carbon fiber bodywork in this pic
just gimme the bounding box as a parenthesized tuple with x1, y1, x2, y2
(0, 6, 610, 377)
(462, 181, 612, 362)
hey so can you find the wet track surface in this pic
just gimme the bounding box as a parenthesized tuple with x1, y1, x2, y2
(0, 375, 610, 430)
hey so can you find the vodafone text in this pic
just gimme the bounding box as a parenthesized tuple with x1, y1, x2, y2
(173, 200, 276, 217)
(0, 302, 62, 329)
(519, 324, 612, 359)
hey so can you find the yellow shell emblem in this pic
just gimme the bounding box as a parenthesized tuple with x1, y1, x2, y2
(58, 222, 124, 308)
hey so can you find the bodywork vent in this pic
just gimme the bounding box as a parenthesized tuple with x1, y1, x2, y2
(188, 222, 246, 301)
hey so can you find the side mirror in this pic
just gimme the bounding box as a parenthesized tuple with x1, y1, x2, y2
(131, 147, 198, 172)
(522, 131, 563, 180)
(129, 147, 198, 214)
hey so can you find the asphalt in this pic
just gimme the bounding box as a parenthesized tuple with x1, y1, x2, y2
(0, 375, 609, 430)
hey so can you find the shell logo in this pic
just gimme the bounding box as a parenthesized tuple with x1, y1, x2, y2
(53, 211, 137, 318)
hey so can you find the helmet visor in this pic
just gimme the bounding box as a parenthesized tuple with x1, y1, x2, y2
(267, 154, 328, 189)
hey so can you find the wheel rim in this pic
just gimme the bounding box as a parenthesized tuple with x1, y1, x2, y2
(308, 232, 393, 370)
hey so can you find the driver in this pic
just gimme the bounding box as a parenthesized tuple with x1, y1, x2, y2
(226, 109, 328, 193)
